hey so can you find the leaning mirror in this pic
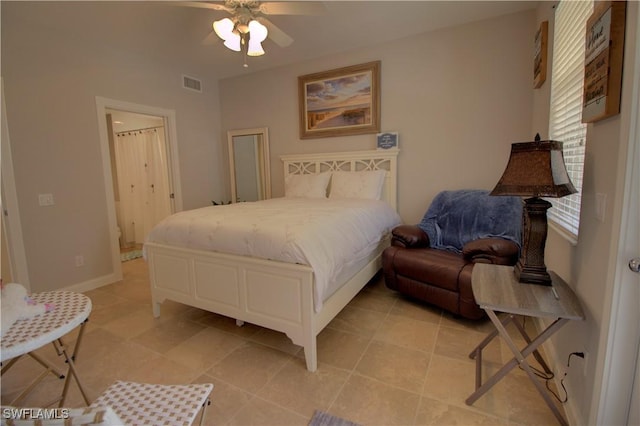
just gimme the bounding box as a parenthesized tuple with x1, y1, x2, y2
(228, 127, 271, 203)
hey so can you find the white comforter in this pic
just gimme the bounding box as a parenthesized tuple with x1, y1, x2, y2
(144, 197, 401, 311)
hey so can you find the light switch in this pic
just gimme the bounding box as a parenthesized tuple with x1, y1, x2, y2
(596, 193, 606, 222)
(38, 193, 54, 206)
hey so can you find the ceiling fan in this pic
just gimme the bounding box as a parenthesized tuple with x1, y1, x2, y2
(181, 1, 325, 63)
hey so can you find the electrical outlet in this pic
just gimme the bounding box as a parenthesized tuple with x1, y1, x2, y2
(38, 193, 54, 206)
(75, 255, 84, 267)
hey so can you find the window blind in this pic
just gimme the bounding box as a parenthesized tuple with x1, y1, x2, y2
(547, 0, 593, 237)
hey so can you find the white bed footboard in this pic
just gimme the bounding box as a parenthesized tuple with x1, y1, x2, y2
(146, 238, 387, 372)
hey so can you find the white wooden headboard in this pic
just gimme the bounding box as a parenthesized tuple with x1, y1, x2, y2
(280, 149, 399, 211)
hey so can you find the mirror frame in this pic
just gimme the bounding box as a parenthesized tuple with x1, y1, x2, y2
(227, 127, 271, 203)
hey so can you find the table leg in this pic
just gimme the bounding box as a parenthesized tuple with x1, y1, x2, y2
(3, 354, 66, 407)
(466, 309, 570, 426)
(468, 314, 514, 391)
(511, 315, 553, 375)
(56, 319, 91, 407)
(1, 353, 65, 379)
(28, 353, 66, 379)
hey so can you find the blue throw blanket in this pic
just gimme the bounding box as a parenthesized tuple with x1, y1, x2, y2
(418, 190, 522, 253)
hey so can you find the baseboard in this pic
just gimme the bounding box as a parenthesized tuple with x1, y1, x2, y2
(62, 272, 122, 293)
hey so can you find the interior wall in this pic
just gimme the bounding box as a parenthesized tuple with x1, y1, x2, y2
(219, 9, 536, 224)
(531, 2, 640, 425)
(1, 3, 226, 292)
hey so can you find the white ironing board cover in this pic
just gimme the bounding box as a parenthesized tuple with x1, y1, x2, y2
(90, 381, 214, 426)
(0, 291, 92, 362)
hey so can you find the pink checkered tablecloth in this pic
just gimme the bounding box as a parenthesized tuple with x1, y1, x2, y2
(1, 291, 92, 362)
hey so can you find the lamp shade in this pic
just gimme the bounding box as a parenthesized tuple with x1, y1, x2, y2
(223, 32, 241, 52)
(490, 137, 577, 198)
(248, 20, 268, 42)
(213, 18, 235, 40)
(247, 40, 265, 56)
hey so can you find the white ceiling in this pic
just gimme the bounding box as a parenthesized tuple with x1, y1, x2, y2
(4, 1, 539, 80)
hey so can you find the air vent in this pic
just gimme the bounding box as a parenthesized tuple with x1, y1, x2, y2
(182, 75, 202, 93)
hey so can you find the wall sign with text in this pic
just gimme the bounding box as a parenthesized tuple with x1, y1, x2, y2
(582, 1, 626, 123)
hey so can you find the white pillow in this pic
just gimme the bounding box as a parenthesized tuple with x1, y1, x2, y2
(284, 172, 331, 198)
(329, 170, 386, 200)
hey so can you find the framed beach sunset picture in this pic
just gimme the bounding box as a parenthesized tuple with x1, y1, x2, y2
(298, 61, 380, 139)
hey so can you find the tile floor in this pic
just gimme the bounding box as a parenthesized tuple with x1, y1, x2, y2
(1, 258, 566, 425)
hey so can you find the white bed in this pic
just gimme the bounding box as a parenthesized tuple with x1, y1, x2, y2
(144, 149, 399, 371)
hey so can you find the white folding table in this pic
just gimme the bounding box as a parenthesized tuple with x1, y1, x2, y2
(1, 291, 92, 407)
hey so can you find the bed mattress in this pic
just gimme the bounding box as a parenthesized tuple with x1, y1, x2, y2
(144, 197, 401, 311)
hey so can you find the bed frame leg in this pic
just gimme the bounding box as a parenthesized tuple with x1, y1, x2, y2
(303, 340, 318, 372)
(152, 300, 161, 318)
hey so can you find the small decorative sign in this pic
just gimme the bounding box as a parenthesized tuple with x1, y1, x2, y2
(534, 21, 548, 89)
(582, 1, 626, 123)
(377, 132, 398, 150)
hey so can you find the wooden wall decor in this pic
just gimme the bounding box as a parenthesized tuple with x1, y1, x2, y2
(582, 1, 627, 123)
(534, 21, 548, 89)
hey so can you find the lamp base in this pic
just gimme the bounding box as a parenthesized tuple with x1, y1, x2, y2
(514, 261, 552, 285)
(515, 196, 553, 286)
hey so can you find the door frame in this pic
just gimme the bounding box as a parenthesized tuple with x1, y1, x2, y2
(1, 78, 30, 288)
(95, 97, 182, 280)
(594, 3, 640, 423)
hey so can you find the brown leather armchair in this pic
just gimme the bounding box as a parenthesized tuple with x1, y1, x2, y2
(382, 190, 522, 320)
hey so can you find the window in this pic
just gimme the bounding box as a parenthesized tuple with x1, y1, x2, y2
(547, 0, 593, 237)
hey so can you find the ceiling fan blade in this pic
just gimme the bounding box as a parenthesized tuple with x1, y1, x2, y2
(258, 2, 326, 16)
(201, 31, 218, 45)
(258, 17, 293, 47)
(176, 1, 230, 12)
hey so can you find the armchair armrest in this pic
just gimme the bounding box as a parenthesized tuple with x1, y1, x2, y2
(462, 238, 519, 265)
(391, 225, 430, 248)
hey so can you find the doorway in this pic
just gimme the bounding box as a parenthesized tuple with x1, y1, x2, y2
(95, 97, 182, 280)
(106, 109, 172, 262)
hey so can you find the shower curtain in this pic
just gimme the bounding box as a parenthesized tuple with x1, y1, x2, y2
(115, 128, 172, 246)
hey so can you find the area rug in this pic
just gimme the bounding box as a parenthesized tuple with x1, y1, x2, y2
(308, 410, 361, 426)
(121, 249, 143, 262)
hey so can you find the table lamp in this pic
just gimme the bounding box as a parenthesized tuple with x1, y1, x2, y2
(491, 134, 577, 285)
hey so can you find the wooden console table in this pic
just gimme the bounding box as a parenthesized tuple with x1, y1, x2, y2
(466, 264, 584, 426)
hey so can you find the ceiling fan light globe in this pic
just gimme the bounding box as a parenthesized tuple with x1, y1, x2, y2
(247, 40, 265, 56)
(248, 20, 268, 42)
(223, 32, 242, 51)
(213, 18, 235, 40)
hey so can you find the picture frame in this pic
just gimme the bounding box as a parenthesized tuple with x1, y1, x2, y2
(298, 61, 380, 139)
(582, 1, 626, 123)
(534, 21, 548, 89)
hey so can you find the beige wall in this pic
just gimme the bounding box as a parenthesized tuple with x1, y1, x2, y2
(532, 2, 639, 425)
(219, 10, 536, 224)
(1, 3, 227, 292)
